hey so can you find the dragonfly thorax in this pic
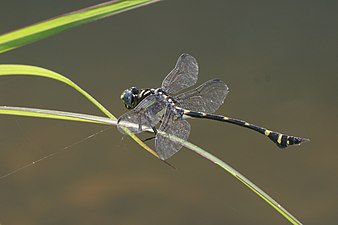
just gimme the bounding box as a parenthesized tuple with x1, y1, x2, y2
(121, 86, 178, 111)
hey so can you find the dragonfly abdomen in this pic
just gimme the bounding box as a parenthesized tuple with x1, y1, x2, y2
(183, 110, 309, 148)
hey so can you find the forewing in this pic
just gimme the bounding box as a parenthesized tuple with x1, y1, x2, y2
(117, 95, 166, 134)
(155, 109, 191, 160)
(175, 79, 229, 113)
(161, 53, 199, 94)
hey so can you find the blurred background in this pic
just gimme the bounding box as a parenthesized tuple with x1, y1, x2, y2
(0, 1, 337, 224)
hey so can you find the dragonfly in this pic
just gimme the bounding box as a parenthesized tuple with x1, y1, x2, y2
(117, 53, 309, 160)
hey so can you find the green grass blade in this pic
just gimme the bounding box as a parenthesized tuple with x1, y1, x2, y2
(0, 64, 113, 118)
(0, 105, 302, 224)
(0, 64, 159, 158)
(0, 0, 160, 53)
(194, 150, 301, 224)
(0, 106, 115, 125)
(158, 131, 303, 225)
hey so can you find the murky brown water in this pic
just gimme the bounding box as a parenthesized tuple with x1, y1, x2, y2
(0, 1, 337, 224)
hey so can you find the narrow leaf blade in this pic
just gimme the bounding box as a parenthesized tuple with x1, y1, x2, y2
(0, 64, 159, 158)
(0, 0, 160, 53)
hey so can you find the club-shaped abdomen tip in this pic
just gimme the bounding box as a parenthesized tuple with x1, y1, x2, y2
(279, 135, 310, 148)
(266, 131, 309, 148)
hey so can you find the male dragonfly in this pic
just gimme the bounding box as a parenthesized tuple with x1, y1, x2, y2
(117, 53, 309, 160)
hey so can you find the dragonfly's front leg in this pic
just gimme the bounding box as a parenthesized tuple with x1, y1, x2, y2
(142, 114, 161, 142)
(142, 127, 157, 142)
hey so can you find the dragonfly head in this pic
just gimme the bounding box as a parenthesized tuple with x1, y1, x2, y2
(121, 87, 140, 109)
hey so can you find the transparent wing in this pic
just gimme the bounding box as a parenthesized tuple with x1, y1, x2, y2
(155, 109, 191, 160)
(117, 95, 166, 134)
(161, 53, 199, 95)
(175, 79, 229, 113)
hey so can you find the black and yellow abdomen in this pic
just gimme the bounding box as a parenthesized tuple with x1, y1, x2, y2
(183, 109, 309, 148)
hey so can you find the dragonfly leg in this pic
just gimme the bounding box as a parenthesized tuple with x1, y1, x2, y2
(142, 127, 157, 142)
(142, 136, 155, 142)
(152, 127, 158, 135)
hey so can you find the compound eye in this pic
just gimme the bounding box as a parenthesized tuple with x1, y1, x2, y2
(126, 94, 133, 105)
(120, 90, 133, 108)
(121, 86, 141, 109)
